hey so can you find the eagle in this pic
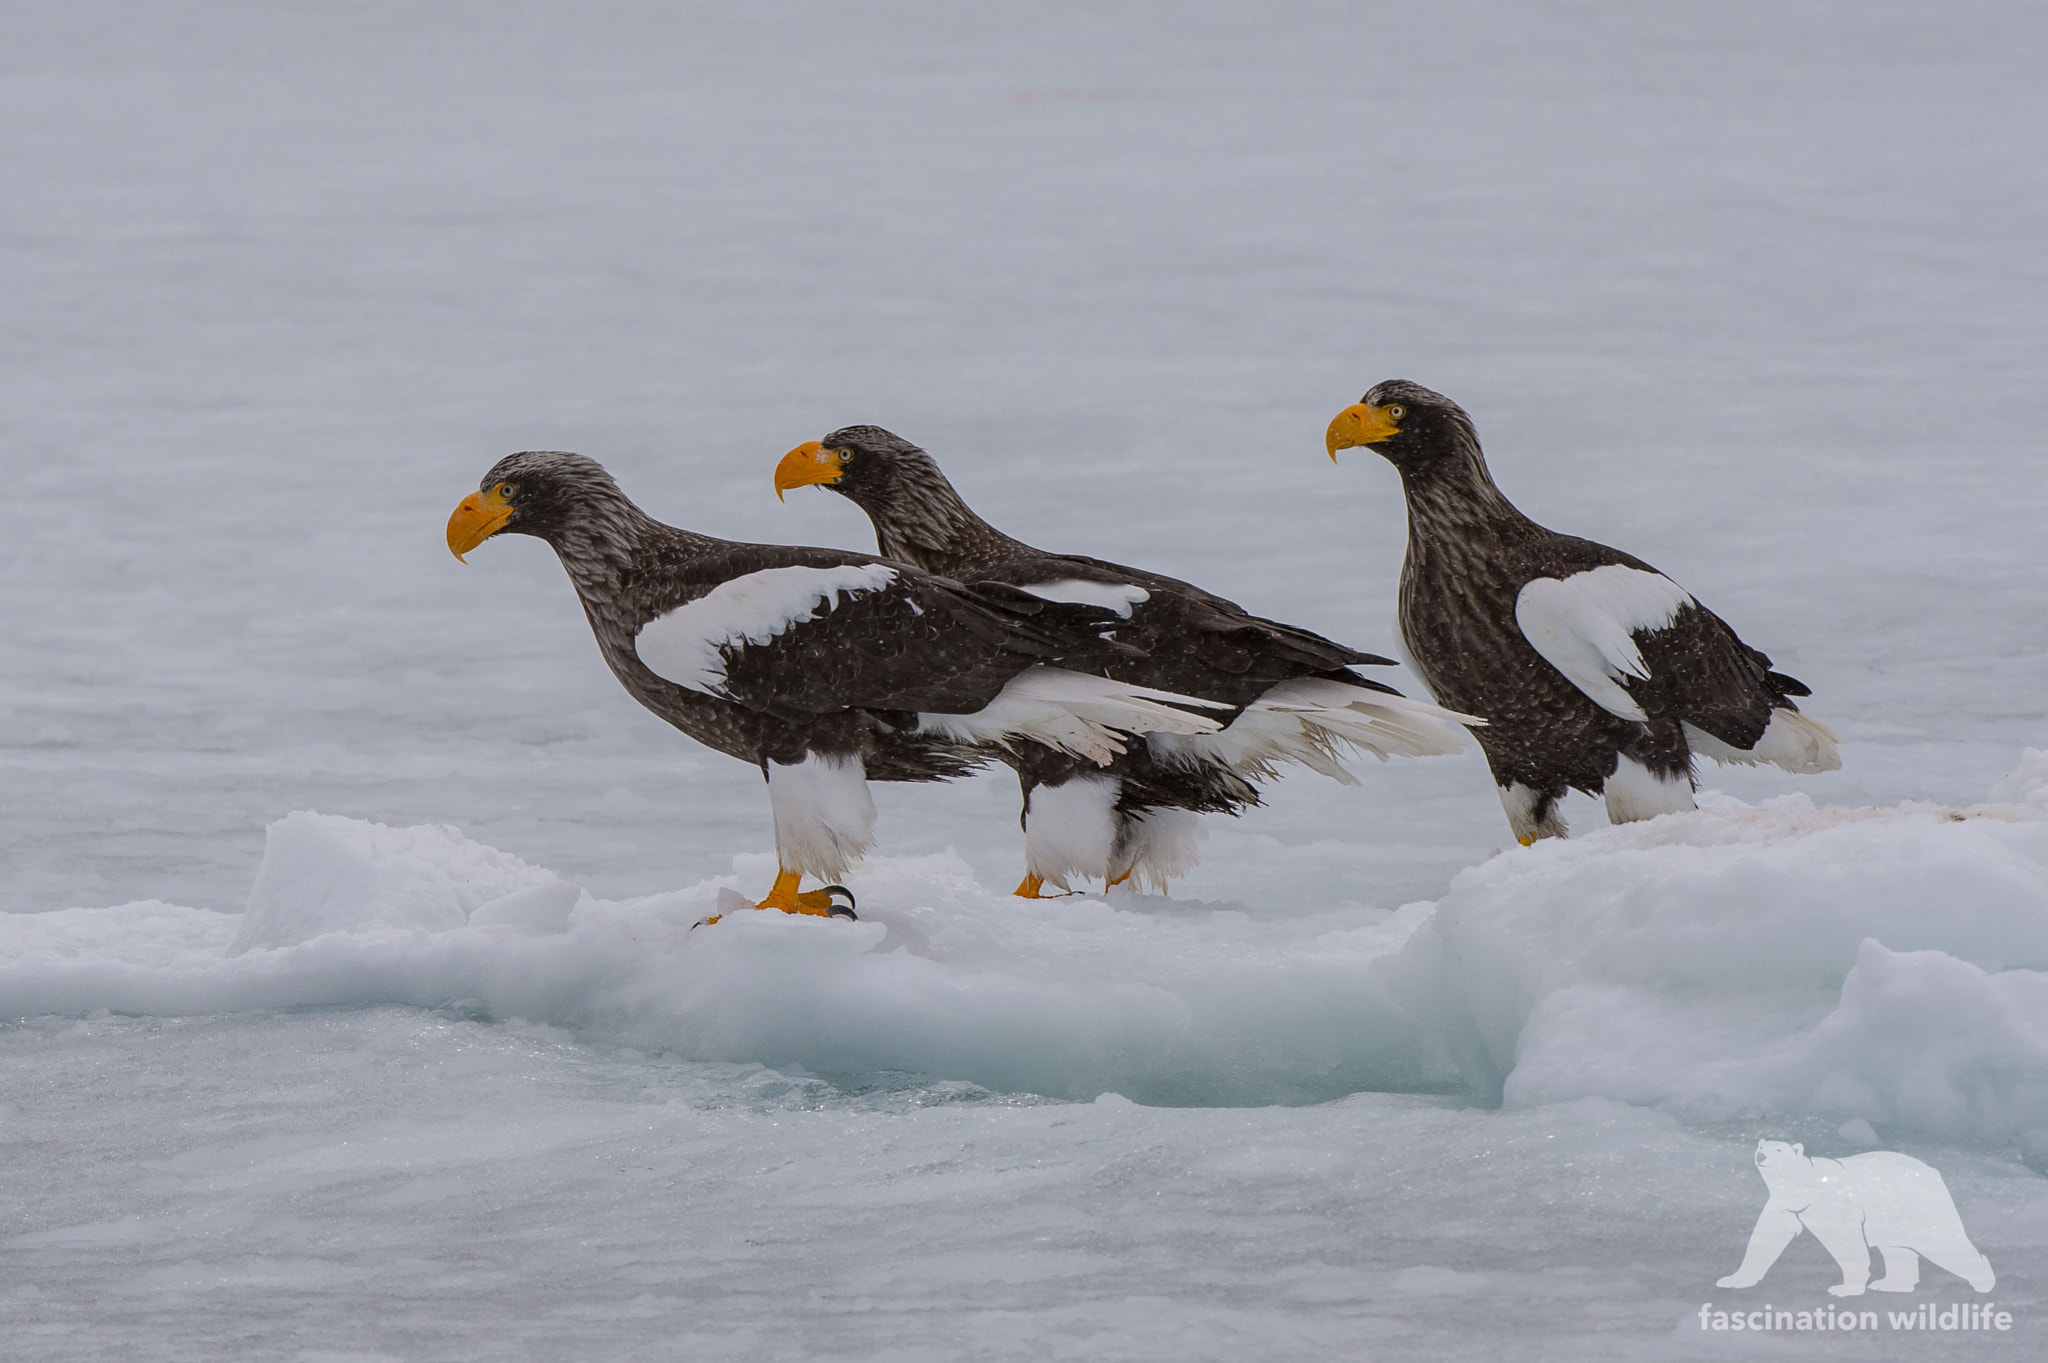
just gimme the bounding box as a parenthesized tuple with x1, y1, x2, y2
(774, 426, 1472, 896)
(1326, 380, 1839, 844)
(445, 451, 1227, 917)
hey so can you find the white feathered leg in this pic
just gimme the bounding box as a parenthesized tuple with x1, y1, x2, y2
(1602, 753, 1695, 825)
(765, 752, 876, 883)
(1019, 775, 1121, 894)
(1500, 781, 1568, 845)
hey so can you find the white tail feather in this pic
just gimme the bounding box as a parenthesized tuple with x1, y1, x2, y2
(918, 667, 1228, 766)
(1149, 678, 1476, 784)
(1684, 709, 1841, 774)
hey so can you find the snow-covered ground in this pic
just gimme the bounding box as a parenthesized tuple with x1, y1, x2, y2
(5, 2, 2047, 1358)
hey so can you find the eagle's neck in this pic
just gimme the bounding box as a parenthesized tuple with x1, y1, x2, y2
(544, 495, 718, 651)
(1397, 433, 1535, 550)
(862, 462, 1028, 577)
(547, 496, 658, 593)
(1393, 433, 1545, 687)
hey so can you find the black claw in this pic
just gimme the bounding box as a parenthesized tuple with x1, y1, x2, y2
(820, 884, 857, 919)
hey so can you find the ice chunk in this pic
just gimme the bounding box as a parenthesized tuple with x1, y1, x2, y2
(1378, 796, 2048, 1154)
(233, 813, 563, 954)
(1992, 748, 2048, 811)
(468, 877, 583, 933)
(22, 768, 2048, 1143)
(1773, 941, 2048, 1163)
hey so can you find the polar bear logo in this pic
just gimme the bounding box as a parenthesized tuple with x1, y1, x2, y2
(1718, 1140, 1994, 1297)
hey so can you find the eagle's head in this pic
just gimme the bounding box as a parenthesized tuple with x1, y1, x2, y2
(1325, 380, 1480, 473)
(446, 450, 632, 560)
(774, 424, 948, 516)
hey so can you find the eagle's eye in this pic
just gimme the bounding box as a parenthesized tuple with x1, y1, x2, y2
(1387, 404, 1406, 421)
(835, 448, 853, 465)
(495, 481, 518, 501)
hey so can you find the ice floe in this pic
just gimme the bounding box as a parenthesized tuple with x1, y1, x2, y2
(9, 774, 2048, 1154)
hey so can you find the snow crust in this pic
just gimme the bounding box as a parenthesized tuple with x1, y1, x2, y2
(15, 786, 2048, 1153)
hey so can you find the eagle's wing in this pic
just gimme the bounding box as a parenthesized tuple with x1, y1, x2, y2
(1009, 552, 1395, 682)
(632, 549, 1123, 720)
(1514, 558, 1807, 757)
(1513, 562, 1699, 722)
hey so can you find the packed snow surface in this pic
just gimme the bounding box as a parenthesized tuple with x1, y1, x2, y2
(6, 0, 2048, 1358)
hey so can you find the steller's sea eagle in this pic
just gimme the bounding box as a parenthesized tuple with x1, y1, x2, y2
(1326, 380, 1839, 844)
(447, 450, 1228, 916)
(775, 426, 1473, 895)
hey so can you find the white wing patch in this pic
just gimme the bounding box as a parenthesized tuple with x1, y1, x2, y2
(1514, 565, 1694, 722)
(1018, 579, 1151, 619)
(634, 563, 898, 694)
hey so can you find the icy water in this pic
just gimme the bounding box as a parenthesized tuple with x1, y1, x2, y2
(5, 1, 2048, 1358)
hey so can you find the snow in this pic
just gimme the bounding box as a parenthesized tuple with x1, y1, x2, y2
(12, 797, 2048, 1137)
(634, 562, 900, 694)
(232, 810, 565, 953)
(9, 799, 2048, 1354)
(5, 0, 2048, 1357)
(1994, 750, 2048, 812)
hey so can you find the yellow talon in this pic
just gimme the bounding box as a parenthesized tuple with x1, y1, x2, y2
(1517, 834, 1536, 847)
(756, 869, 853, 917)
(1105, 868, 1134, 889)
(1012, 872, 1084, 899)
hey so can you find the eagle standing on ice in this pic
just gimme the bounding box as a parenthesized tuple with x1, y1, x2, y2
(445, 451, 1226, 916)
(1325, 381, 1839, 844)
(775, 426, 1472, 895)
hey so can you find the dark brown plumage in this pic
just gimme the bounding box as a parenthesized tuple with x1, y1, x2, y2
(775, 426, 1471, 892)
(1328, 380, 1838, 843)
(447, 450, 1216, 914)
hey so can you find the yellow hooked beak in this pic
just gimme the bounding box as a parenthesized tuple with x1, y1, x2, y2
(446, 483, 515, 561)
(1325, 403, 1402, 461)
(774, 440, 845, 501)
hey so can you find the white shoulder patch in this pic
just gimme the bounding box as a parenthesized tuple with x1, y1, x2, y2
(1514, 564, 1694, 722)
(635, 563, 898, 694)
(1018, 578, 1151, 619)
